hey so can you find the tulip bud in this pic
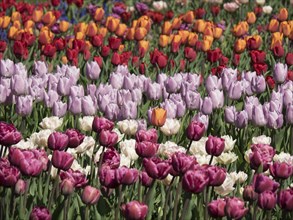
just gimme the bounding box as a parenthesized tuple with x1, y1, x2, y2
(81, 185, 100, 205)
(60, 179, 75, 195)
(14, 179, 26, 195)
(29, 207, 51, 220)
(243, 185, 258, 202)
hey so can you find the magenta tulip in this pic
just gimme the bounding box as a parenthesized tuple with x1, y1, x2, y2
(0, 122, 22, 146)
(92, 117, 114, 134)
(135, 129, 158, 143)
(208, 199, 226, 218)
(65, 129, 85, 148)
(121, 201, 148, 220)
(47, 132, 69, 151)
(81, 185, 101, 205)
(205, 136, 225, 157)
(0, 158, 20, 187)
(116, 166, 139, 185)
(269, 162, 293, 179)
(258, 191, 277, 210)
(186, 121, 205, 141)
(99, 130, 118, 148)
(182, 169, 209, 194)
(29, 206, 51, 220)
(225, 197, 248, 219)
(143, 157, 171, 180)
(52, 151, 74, 171)
(278, 189, 293, 211)
(135, 141, 158, 158)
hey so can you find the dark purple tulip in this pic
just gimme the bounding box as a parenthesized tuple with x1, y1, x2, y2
(243, 185, 258, 202)
(121, 200, 148, 220)
(258, 191, 277, 210)
(269, 162, 293, 179)
(65, 129, 85, 148)
(135, 2, 149, 14)
(182, 169, 209, 194)
(171, 152, 197, 175)
(52, 151, 74, 171)
(143, 157, 171, 180)
(135, 141, 158, 158)
(135, 129, 158, 143)
(205, 165, 226, 186)
(278, 189, 293, 211)
(15, 179, 26, 195)
(0, 122, 22, 146)
(0, 158, 20, 187)
(116, 166, 139, 185)
(92, 117, 114, 134)
(140, 170, 153, 187)
(249, 144, 275, 171)
(99, 130, 118, 148)
(19, 158, 43, 177)
(225, 197, 248, 220)
(102, 148, 120, 169)
(60, 169, 88, 188)
(81, 185, 101, 205)
(60, 179, 75, 195)
(48, 132, 69, 151)
(207, 199, 226, 218)
(29, 206, 51, 220)
(186, 120, 205, 141)
(205, 136, 225, 157)
(253, 174, 280, 194)
(99, 166, 119, 188)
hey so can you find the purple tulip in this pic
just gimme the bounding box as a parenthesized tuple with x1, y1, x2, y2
(225, 197, 248, 220)
(201, 97, 213, 115)
(92, 117, 114, 134)
(52, 151, 74, 171)
(243, 185, 258, 202)
(278, 189, 293, 211)
(206, 165, 226, 186)
(224, 106, 236, 124)
(116, 166, 139, 185)
(19, 157, 43, 177)
(182, 168, 209, 194)
(81, 185, 101, 205)
(140, 170, 153, 187)
(143, 157, 171, 180)
(0, 158, 20, 187)
(186, 120, 205, 141)
(252, 105, 267, 126)
(193, 113, 209, 131)
(0, 59, 14, 77)
(274, 63, 288, 83)
(235, 110, 248, 128)
(99, 166, 119, 188)
(184, 90, 202, 110)
(251, 75, 266, 94)
(29, 206, 51, 220)
(99, 130, 118, 148)
(101, 148, 120, 169)
(135, 129, 158, 143)
(48, 132, 69, 151)
(121, 200, 148, 220)
(52, 101, 67, 117)
(86, 61, 101, 80)
(258, 191, 277, 210)
(11, 75, 28, 96)
(68, 96, 82, 115)
(60, 169, 88, 188)
(165, 77, 179, 93)
(65, 129, 85, 148)
(221, 68, 237, 91)
(171, 152, 197, 175)
(205, 136, 225, 157)
(249, 144, 275, 171)
(0, 122, 22, 146)
(135, 141, 158, 158)
(205, 75, 222, 93)
(269, 162, 293, 179)
(135, 2, 149, 14)
(253, 174, 279, 193)
(207, 199, 226, 218)
(16, 95, 33, 116)
(228, 81, 242, 100)
(44, 90, 59, 108)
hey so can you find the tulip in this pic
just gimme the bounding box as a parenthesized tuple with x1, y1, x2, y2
(206, 165, 226, 186)
(81, 96, 96, 116)
(205, 136, 225, 157)
(29, 206, 51, 220)
(207, 199, 226, 218)
(86, 61, 100, 80)
(135, 141, 158, 158)
(65, 129, 85, 149)
(234, 39, 246, 53)
(60, 169, 88, 188)
(120, 101, 137, 120)
(151, 108, 166, 127)
(60, 179, 75, 195)
(52, 101, 67, 117)
(0, 122, 22, 146)
(253, 174, 279, 194)
(99, 130, 118, 148)
(121, 201, 148, 220)
(228, 81, 242, 100)
(116, 166, 139, 185)
(224, 106, 236, 124)
(140, 170, 153, 187)
(0, 159, 20, 187)
(160, 118, 180, 136)
(258, 191, 277, 210)
(249, 144, 275, 171)
(225, 197, 248, 219)
(99, 166, 119, 188)
(201, 97, 213, 115)
(278, 8, 288, 22)
(209, 90, 224, 109)
(143, 157, 171, 180)
(184, 90, 202, 110)
(235, 110, 248, 128)
(286, 104, 293, 124)
(135, 129, 157, 143)
(182, 169, 209, 194)
(48, 132, 69, 151)
(52, 151, 74, 171)
(11, 75, 28, 96)
(243, 185, 258, 202)
(246, 12, 256, 24)
(269, 162, 293, 179)
(252, 105, 267, 127)
(101, 148, 120, 169)
(14, 179, 26, 195)
(82, 185, 100, 205)
(278, 189, 293, 211)
(186, 120, 205, 141)
(19, 158, 43, 177)
(171, 152, 197, 175)
(92, 117, 114, 134)
(159, 35, 169, 47)
(274, 63, 288, 83)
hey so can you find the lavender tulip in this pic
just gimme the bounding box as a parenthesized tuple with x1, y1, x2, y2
(165, 77, 179, 93)
(16, 96, 33, 116)
(120, 101, 137, 120)
(52, 101, 67, 117)
(131, 88, 142, 105)
(228, 81, 242, 100)
(14, 63, 27, 77)
(193, 113, 209, 131)
(123, 76, 135, 90)
(252, 105, 267, 126)
(221, 68, 237, 91)
(267, 111, 283, 129)
(251, 75, 266, 94)
(286, 104, 293, 124)
(86, 61, 101, 80)
(184, 90, 202, 110)
(156, 73, 168, 85)
(201, 97, 213, 115)
(29, 86, 44, 102)
(117, 90, 132, 106)
(274, 63, 288, 83)
(245, 96, 260, 120)
(57, 77, 72, 96)
(11, 75, 28, 96)
(105, 103, 120, 121)
(70, 85, 85, 98)
(0, 59, 14, 77)
(98, 94, 113, 112)
(0, 84, 7, 103)
(283, 90, 292, 108)
(205, 75, 222, 93)
(146, 83, 162, 100)
(161, 100, 177, 119)
(224, 106, 236, 124)
(87, 84, 97, 99)
(68, 96, 82, 115)
(235, 110, 248, 128)
(47, 74, 59, 91)
(81, 96, 96, 116)
(33, 61, 48, 76)
(110, 73, 124, 89)
(209, 90, 224, 109)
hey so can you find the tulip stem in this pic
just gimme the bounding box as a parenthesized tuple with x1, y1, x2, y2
(138, 181, 142, 202)
(48, 169, 60, 211)
(163, 176, 175, 220)
(85, 205, 90, 220)
(186, 140, 192, 154)
(208, 156, 214, 165)
(63, 195, 69, 220)
(252, 201, 257, 220)
(204, 187, 209, 220)
(172, 178, 182, 220)
(97, 146, 106, 186)
(22, 178, 30, 217)
(114, 185, 123, 220)
(179, 193, 191, 220)
(290, 126, 293, 155)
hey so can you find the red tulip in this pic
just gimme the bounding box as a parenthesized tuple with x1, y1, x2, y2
(207, 48, 222, 63)
(266, 76, 275, 89)
(184, 47, 196, 62)
(101, 45, 111, 57)
(250, 50, 266, 64)
(285, 53, 293, 66)
(13, 41, 28, 60)
(108, 36, 121, 50)
(111, 52, 121, 66)
(91, 34, 103, 47)
(0, 40, 7, 52)
(42, 44, 56, 58)
(272, 44, 284, 58)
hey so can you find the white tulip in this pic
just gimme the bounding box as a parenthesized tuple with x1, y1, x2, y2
(14, 140, 36, 150)
(190, 137, 208, 156)
(216, 152, 238, 165)
(195, 154, 217, 165)
(117, 120, 138, 136)
(158, 141, 186, 157)
(262, 6, 272, 14)
(152, 1, 167, 11)
(244, 149, 252, 163)
(214, 173, 236, 196)
(74, 136, 96, 155)
(223, 2, 239, 12)
(71, 160, 90, 175)
(160, 119, 180, 136)
(119, 139, 139, 161)
(30, 129, 53, 148)
(273, 152, 293, 165)
(78, 116, 94, 132)
(161, 174, 174, 186)
(255, 0, 265, 5)
(120, 154, 132, 168)
(221, 135, 236, 152)
(39, 116, 63, 130)
(252, 135, 271, 145)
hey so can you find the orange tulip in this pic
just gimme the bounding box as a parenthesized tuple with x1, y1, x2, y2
(233, 22, 248, 37)
(15, 29, 25, 41)
(246, 12, 256, 24)
(162, 21, 172, 35)
(183, 11, 194, 24)
(126, 28, 135, 40)
(268, 19, 279, 33)
(159, 35, 169, 47)
(33, 9, 43, 23)
(115, 23, 127, 37)
(132, 20, 138, 28)
(118, 44, 124, 53)
(42, 11, 56, 27)
(106, 16, 120, 32)
(74, 22, 87, 33)
(194, 19, 206, 33)
(39, 27, 54, 45)
(24, 20, 34, 29)
(86, 21, 98, 37)
(138, 40, 149, 56)
(203, 26, 213, 37)
(8, 26, 18, 39)
(75, 31, 85, 40)
(271, 32, 283, 49)
(171, 17, 182, 30)
(134, 27, 147, 41)
(59, 20, 69, 33)
(234, 39, 246, 53)
(203, 35, 214, 45)
(85, 41, 92, 51)
(62, 56, 68, 64)
(188, 32, 198, 46)
(97, 27, 108, 37)
(278, 8, 288, 22)
(11, 12, 21, 22)
(94, 8, 104, 22)
(13, 21, 21, 29)
(178, 30, 189, 44)
(202, 40, 212, 52)
(137, 16, 151, 31)
(213, 27, 223, 39)
(151, 108, 167, 127)
(1, 16, 11, 29)
(279, 22, 291, 37)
